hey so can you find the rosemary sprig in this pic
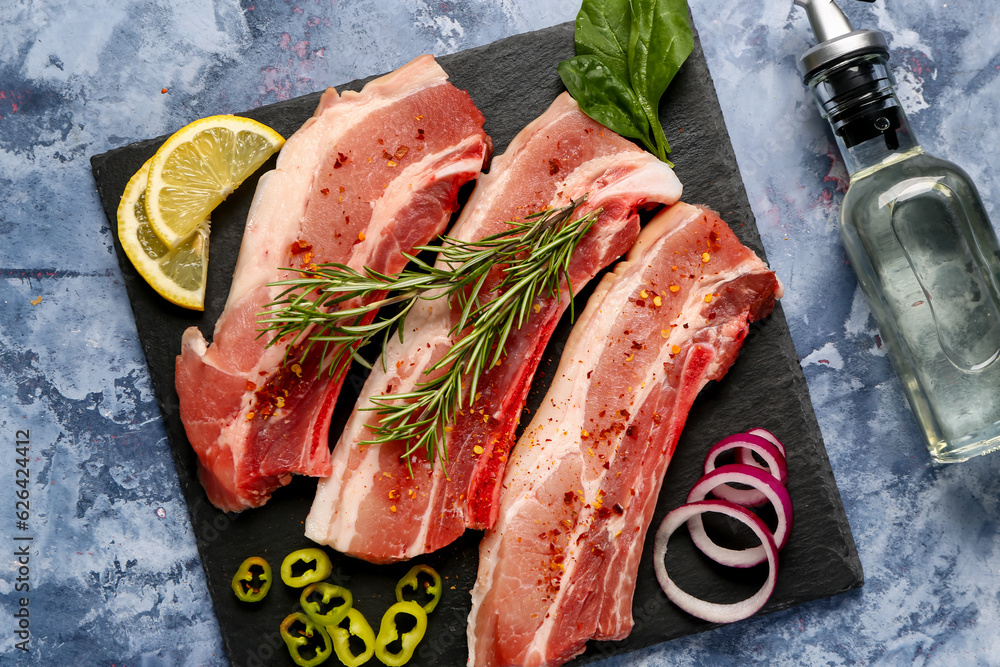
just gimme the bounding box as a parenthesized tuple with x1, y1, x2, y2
(257, 196, 598, 466)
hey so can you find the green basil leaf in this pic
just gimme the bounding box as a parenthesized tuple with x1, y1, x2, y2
(558, 55, 653, 150)
(627, 0, 694, 159)
(574, 0, 632, 83)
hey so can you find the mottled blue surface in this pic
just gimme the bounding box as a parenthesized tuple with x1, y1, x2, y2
(3, 0, 1000, 665)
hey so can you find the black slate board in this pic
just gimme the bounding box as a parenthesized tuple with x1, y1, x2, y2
(91, 21, 863, 667)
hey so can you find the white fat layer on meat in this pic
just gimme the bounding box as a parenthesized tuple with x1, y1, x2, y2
(224, 141, 317, 310)
(306, 445, 377, 545)
(589, 155, 682, 209)
(467, 528, 499, 660)
(559, 151, 682, 218)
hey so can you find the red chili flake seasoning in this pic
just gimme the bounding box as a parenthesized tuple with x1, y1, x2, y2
(252, 353, 306, 418)
(290, 240, 313, 255)
(394, 145, 409, 161)
(563, 491, 575, 506)
(415, 128, 425, 141)
(333, 152, 348, 169)
(320, 188, 329, 195)
(548, 158, 561, 175)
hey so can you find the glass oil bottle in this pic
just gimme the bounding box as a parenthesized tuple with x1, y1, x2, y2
(795, 0, 1000, 462)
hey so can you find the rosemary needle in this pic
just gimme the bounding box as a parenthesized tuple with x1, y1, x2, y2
(257, 196, 598, 467)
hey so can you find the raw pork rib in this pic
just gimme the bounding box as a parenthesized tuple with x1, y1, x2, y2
(305, 93, 682, 562)
(175, 55, 490, 512)
(468, 203, 783, 667)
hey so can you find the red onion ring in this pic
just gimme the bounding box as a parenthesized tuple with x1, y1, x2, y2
(704, 433, 787, 506)
(739, 427, 786, 468)
(653, 500, 778, 623)
(745, 428, 784, 454)
(686, 464, 794, 568)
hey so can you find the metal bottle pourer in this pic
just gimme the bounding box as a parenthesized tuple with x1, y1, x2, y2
(794, 0, 902, 150)
(794, 0, 887, 81)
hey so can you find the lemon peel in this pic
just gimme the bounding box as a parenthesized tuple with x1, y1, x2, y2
(117, 159, 210, 310)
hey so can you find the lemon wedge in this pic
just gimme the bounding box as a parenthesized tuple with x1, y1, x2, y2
(118, 159, 210, 310)
(144, 115, 284, 248)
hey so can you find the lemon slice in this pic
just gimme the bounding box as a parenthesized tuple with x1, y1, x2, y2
(145, 115, 284, 248)
(118, 159, 210, 310)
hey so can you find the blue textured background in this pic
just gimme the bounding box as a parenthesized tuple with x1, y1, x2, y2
(2, 1, 1000, 665)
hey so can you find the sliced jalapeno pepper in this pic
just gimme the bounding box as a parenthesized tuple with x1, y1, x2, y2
(300, 582, 353, 627)
(330, 607, 375, 667)
(281, 548, 333, 588)
(374, 600, 427, 666)
(231, 556, 271, 603)
(394, 564, 442, 614)
(280, 611, 333, 667)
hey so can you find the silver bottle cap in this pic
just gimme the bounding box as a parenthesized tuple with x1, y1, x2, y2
(794, 0, 888, 81)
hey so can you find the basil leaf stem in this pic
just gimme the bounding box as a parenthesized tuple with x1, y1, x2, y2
(628, 0, 695, 159)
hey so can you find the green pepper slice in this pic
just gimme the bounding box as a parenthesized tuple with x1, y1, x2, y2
(330, 607, 375, 667)
(230, 556, 271, 603)
(281, 548, 333, 588)
(280, 611, 333, 667)
(394, 564, 442, 614)
(374, 600, 428, 666)
(300, 582, 353, 627)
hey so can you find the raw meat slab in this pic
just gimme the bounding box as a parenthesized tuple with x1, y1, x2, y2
(90, 20, 863, 667)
